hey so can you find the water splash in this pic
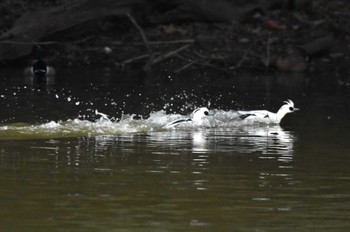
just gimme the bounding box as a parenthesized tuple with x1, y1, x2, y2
(0, 109, 293, 140)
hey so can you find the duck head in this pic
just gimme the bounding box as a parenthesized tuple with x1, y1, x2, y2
(276, 99, 299, 122)
(192, 107, 211, 125)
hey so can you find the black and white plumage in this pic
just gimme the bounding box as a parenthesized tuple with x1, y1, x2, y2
(163, 107, 211, 128)
(238, 100, 299, 124)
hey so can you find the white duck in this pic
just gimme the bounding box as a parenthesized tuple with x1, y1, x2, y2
(238, 99, 299, 124)
(163, 107, 211, 128)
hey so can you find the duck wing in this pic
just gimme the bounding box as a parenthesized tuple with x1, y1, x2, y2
(163, 118, 192, 128)
(238, 110, 270, 120)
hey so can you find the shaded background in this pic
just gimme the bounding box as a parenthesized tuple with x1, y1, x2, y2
(0, 0, 349, 79)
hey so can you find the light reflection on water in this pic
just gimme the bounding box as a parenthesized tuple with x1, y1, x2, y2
(1, 126, 299, 230)
(1, 124, 349, 231)
(1, 126, 350, 231)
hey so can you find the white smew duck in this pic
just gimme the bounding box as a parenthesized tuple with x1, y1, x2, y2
(163, 107, 211, 128)
(238, 99, 299, 124)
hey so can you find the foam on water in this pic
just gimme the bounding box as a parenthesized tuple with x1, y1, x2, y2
(0, 109, 287, 140)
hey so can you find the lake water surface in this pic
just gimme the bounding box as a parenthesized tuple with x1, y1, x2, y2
(0, 67, 349, 231)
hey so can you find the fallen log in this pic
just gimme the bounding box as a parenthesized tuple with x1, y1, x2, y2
(0, 0, 140, 61)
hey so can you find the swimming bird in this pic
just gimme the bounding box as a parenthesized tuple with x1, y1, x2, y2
(32, 59, 48, 79)
(238, 99, 299, 124)
(24, 59, 55, 82)
(163, 107, 211, 128)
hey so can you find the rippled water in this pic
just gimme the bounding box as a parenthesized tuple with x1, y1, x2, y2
(0, 67, 349, 231)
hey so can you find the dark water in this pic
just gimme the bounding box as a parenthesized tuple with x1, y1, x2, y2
(0, 67, 349, 231)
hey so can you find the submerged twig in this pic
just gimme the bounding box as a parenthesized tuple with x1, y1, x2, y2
(174, 60, 198, 73)
(121, 54, 150, 65)
(121, 52, 161, 65)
